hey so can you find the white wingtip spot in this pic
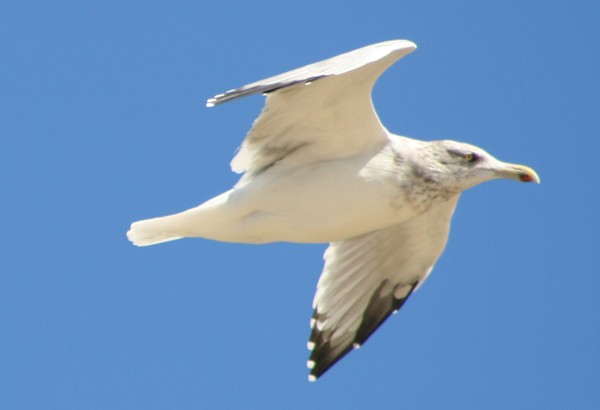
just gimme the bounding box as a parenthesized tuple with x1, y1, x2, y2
(352, 342, 361, 349)
(307, 341, 315, 351)
(206, 101, 215, 108)
(307, 360, 315, 369)
(310, 318, 316, 329)
(308, 374, 317, 382)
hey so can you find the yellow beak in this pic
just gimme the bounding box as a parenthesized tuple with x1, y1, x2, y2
(495, 163, 541, 183)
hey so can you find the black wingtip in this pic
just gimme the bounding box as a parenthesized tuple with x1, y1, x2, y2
(307, 341, 355, 381)
(306, 280, 419, 380)
(354, 281, 418, 346)
(306, 308, 356, 380)
(206, 75, 329, 107)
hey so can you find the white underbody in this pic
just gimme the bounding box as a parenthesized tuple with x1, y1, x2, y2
(128, 138, 445, 246)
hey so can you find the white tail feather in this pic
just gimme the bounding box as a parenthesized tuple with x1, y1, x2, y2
(127, 218, 184, 247)
(127, 190, 238, 246)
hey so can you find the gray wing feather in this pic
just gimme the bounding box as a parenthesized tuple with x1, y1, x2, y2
(307, 198, 459, 380)
(206, 40, 416, 107)
(211, 40, 417, 176)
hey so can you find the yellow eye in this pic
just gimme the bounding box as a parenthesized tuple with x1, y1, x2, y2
(464, 152, 477, 162)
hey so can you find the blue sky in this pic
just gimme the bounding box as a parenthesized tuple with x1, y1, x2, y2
(2, 1, 599, 409)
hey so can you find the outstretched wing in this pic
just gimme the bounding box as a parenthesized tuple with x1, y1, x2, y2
(307, 198, 459, 381)
(206, 40, 417, 176)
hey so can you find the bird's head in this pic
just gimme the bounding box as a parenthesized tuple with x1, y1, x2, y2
(422, 140, 540, 191)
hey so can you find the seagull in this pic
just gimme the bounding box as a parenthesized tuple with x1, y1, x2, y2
(127, 40, 540, 381)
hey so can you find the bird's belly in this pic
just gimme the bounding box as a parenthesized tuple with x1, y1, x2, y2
(239, 204, 411, 244)
(224, 161, 418, 244)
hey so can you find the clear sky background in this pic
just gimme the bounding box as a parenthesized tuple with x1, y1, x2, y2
(2, 1, 599, 409)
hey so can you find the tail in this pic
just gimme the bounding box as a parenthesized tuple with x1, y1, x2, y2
(127, 217, 184, 246)
(127, 190, 237, 247)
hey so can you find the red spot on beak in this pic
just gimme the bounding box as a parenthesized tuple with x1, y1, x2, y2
(519, 173, 534, 182)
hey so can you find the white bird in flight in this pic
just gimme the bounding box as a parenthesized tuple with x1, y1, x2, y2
(127, 40, 540, 381)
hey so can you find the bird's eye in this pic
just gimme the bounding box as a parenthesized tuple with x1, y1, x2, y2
(463, 152, 478, 162)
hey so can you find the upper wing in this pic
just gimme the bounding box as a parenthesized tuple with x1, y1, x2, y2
(206, 40, 417, 176)
(307, 197, 459, 381)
